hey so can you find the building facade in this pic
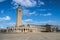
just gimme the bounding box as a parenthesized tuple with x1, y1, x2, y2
(6, 5, 57, 33)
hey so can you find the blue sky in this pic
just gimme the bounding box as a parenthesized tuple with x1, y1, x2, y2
(0, 0, 60, 29)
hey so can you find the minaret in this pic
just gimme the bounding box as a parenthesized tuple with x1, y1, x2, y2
(16, 5, 22, 27)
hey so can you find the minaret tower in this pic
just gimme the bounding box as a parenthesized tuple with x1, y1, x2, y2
(16, 5, 22, 27)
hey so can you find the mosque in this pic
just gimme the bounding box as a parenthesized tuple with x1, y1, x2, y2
(6, 5, 57, 33)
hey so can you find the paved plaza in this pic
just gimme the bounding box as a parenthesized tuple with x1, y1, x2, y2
(0, 32, 60, 40)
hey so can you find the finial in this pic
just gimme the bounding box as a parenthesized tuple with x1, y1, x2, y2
(19, 4, 21, 6)
(18, 4, 21, 9)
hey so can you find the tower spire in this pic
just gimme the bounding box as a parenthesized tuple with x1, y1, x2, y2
(18, 4, 21, 8)
(16, 4, 22, 27)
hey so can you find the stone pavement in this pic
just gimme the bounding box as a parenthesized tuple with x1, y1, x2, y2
(0, 32, 60, 40)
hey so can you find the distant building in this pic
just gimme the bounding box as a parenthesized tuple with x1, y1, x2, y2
(6, 5, 57, 33)
(42, 24, 57, 32)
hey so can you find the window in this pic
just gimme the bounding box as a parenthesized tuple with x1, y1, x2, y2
(19, 10, 21, 12)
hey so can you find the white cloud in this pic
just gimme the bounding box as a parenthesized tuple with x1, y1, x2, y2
(40, 13, 52, 16)
(37, 0, 45, 8)
(29, 11, 36, 15)
(11, 2, 18, 9)
(12, 0, 37, 7)
(23, 19, 33, 22)
(40, 1, 45, 5)
(0, 22, 16, 29)
(22, 19, 33, 24)
(11, 0, 45, 9)
(23, 9, 36, 16)
(0, 26, 3, 29)
(0, 10, 4, 14)
(38, 9, 46, 11)
(8, 22, 16, 26)
(23, 10, 29, 15)
(0, 0, 5, 2)
(38, 0, 45, 5)
(31, 20, 56, 25)
(0, 16, 11, 21)
(0, 24, 7, 29)
(22, 18, 56, 25)
(22, 19, 56, 25)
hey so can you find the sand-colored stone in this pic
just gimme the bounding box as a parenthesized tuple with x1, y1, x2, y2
(16, 5, 22, 27)
(0, 33, 60, 40)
